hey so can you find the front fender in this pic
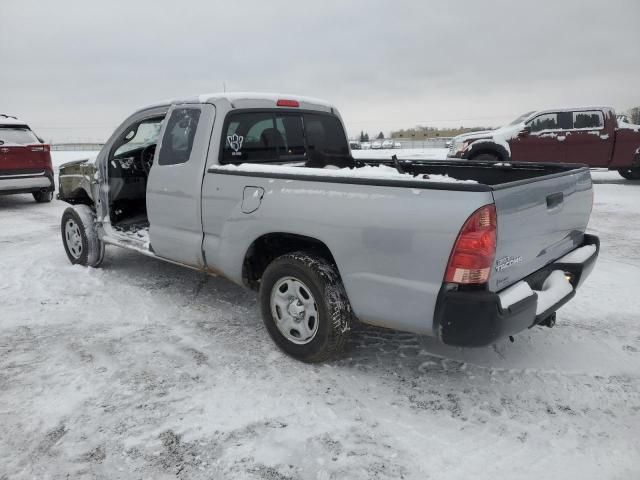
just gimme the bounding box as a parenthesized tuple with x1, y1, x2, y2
(58, 160, 97, 204)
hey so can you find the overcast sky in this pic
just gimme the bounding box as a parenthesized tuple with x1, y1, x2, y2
(1, 0, 639, 142)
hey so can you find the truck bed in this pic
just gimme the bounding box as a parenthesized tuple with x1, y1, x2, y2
(209, 158, 590, 192)
(356, 158, 590, 189)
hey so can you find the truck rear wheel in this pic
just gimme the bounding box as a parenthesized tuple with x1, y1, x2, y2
(33, 190, 53, 203)
(618, 167, 640, 180)
(259, 252, 352, 362)
(61, 205, 105, 267)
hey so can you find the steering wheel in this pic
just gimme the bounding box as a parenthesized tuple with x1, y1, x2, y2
(140, 144, 156, 174)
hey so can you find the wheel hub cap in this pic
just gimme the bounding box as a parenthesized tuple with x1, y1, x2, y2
(65, 219, 83, 259)
(270, 277, 319, 345)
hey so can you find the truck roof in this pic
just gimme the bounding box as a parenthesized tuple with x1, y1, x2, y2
(0, 114, 28, 127)
(534, 106, 614, 115)
(140, 92, 336, 113)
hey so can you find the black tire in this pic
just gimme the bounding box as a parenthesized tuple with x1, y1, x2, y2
(33, 190, 53, 203)
(259, 252, 353, 362)
(61, 205, 105, 267)
(618, 167, 640, 180)
(469, 153, 500, 162)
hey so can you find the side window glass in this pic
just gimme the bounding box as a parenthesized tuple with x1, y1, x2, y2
(573, 111, 604, 129)
(158, 108, 201, 166)
(528, 113, 558, 132)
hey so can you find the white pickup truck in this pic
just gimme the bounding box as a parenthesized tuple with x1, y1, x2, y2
(58, 93, 599, 362)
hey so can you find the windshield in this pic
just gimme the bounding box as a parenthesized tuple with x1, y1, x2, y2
(114, 118, 164, 156)
(0, 127, 39, 145)
(508, 111, 535, 126)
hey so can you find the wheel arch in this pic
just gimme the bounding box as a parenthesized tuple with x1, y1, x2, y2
(465, 142, 509, 161)
(242, 232, 338, 290)
(60, 186, 94, 206)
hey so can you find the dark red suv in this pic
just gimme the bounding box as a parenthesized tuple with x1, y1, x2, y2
(0, 114, 54, 202)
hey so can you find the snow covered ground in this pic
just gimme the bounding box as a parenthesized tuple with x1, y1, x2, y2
(0, 151, 639, 479)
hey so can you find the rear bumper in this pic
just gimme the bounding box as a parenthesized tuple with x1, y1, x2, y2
(435, 234, 599, 347)
(0, 170, 54, 195)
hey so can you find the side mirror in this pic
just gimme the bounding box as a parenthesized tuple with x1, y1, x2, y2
(518, 126, 531, 137)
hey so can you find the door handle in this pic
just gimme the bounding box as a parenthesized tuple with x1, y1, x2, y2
(546, 192, 564, 209)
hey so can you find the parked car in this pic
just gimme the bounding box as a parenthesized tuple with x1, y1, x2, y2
(360, 142, 371, 150)
(371, 141, 382, 149)
(381, 139, 394, 149)
(58, 93, 599, 362)
(394, 141, 402, 149)
(447, 107, 640, 180)
(349, 140, 361, 150)
(0, 114, 54, 202)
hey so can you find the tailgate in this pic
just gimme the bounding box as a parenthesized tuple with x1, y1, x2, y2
(0, 145, 51, 174)
(489, 167, 593, 292)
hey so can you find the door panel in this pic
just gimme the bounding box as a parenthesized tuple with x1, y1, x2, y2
(510, 133, 565, 163)
(563, 111, 612, 167)
(146, 104, 216, 267)
(509, 112, 568, 163)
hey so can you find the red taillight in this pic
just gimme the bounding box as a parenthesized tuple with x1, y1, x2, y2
(444, 204, 497, 285)
(29, 144, 50, 152)
(277, 99, 299, 107)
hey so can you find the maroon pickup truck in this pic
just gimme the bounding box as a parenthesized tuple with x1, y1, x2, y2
(447, 107, 640, 180)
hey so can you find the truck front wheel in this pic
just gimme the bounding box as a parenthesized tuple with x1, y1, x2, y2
(618, 167, 640, 180)
(259, 252, 352, 362)
(61, 205, 105, 267)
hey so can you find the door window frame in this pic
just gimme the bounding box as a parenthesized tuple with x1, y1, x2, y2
(570, 110, 605, 132)
(525, 112, 572, 135)
(157, 106, 203, 166)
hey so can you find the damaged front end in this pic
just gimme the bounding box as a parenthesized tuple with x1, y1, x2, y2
(58, 158, 98, 205)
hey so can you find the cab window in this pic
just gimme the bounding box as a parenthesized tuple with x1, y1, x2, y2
(158, 108, 201, 165)
(221, 112, 306, 164)
(527, 112, 572, 132)
(572, 111, 604, 129)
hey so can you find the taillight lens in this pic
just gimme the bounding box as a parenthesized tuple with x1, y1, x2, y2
(29, 144, 50, 152)
(444, 204, 497, 285)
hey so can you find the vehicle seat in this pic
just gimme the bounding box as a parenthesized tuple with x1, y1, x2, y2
(260, 128, 285, 151)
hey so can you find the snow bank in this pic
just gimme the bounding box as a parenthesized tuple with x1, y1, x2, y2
(351, 148, 449, 161)
(216, 162, 477, 184)
(499, 281, 535, 309)
(535, 270, 574, 314)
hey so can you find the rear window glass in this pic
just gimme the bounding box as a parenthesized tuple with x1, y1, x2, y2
(573, 111, 604, 129)
(302, 113, 350, 167)
(221, 112, 307, 164)
(158, 108, 201, 165)
(0, 127, 39, 145)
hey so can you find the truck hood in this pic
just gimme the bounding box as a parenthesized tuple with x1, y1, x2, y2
(452, 129, 496, 142)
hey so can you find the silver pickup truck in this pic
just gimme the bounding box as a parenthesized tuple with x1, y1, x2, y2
(58, 93, 599, 362)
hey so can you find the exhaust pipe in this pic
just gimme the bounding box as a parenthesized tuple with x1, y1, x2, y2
(540, 312, 556, 328)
